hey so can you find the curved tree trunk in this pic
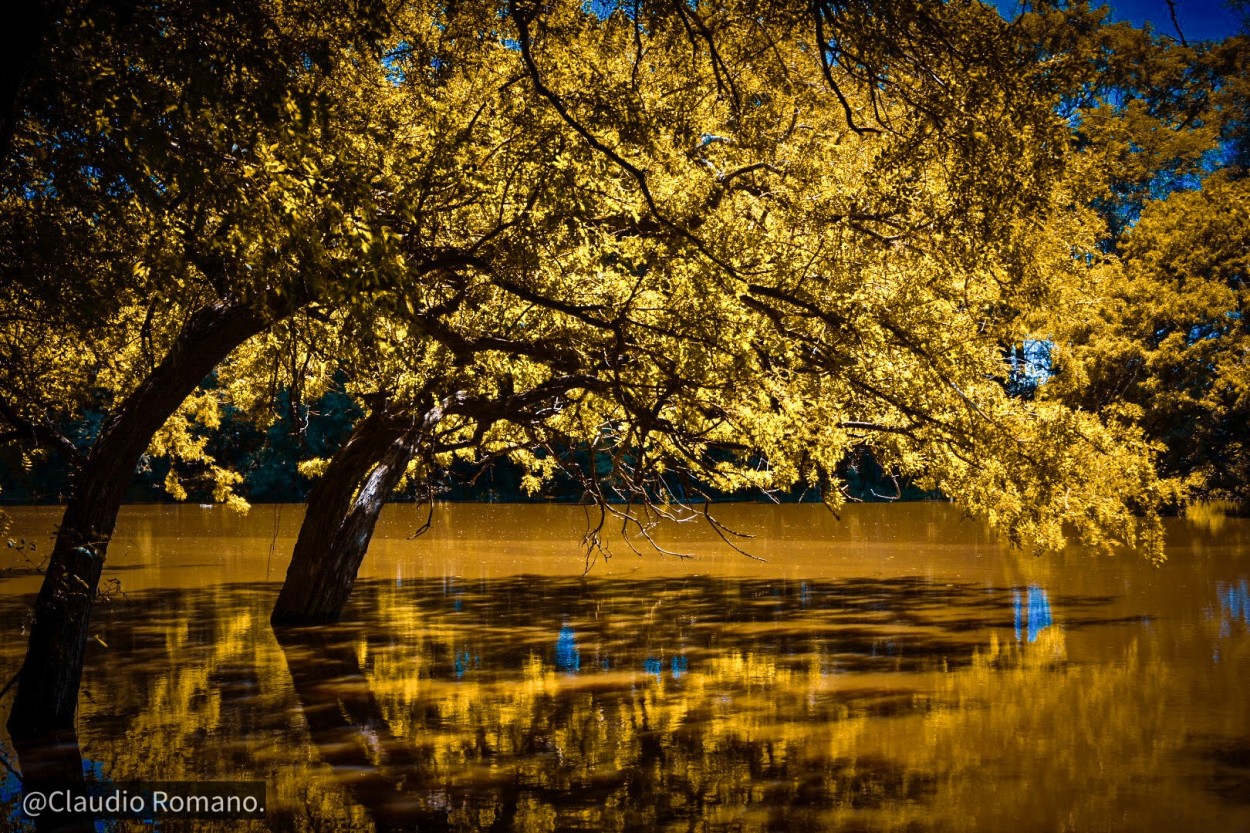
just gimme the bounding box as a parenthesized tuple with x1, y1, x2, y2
(271, 381, 578, 626)
(270, 405, 425, 626)
(6, 300, 283, 741)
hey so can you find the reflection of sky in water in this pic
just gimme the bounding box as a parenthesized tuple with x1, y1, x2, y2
(555, 622, 686, 679)
(0, 756, 116, 832)
(1014, 586, 1053, 643)
(671, 655, 688, 679)
(644, 655, 689, 680)
(454, 649, 477, 678)
(556, 624, 580, 673)
(1216, 578, 1249, 640)
(0, 763, 20, 829)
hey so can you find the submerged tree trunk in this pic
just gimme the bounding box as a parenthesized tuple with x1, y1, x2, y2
(271, 381, 580, 626)
(270, 405, 425, 625)
(11, 726, 94, 833)
(6, 300, 282, 740)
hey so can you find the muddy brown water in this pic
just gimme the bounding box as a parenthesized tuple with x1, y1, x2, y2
(1, 502, 1248, 831)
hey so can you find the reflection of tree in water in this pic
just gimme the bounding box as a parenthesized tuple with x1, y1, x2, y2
(1197, 575, 1250, 808)
(1, 729, 94, 833)
(274, 626, 451, 832)
(295, 577, 994, 831)
(0, 576, 1231, 832)
(0, 587, 363, 833)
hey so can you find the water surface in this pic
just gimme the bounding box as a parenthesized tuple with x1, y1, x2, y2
(1, 503, 1248, 831)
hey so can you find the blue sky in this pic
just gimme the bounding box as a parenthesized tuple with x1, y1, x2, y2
(995, 1, 1242, 42)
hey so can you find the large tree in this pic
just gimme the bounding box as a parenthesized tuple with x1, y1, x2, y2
(1014, 7, 1250, 507)
(0, 0, 515, 738)
(2, 0, 1204, 738)
(263, 0, 1180, 626)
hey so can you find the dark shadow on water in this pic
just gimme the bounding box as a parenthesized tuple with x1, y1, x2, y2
(1188, 736, 1250, 806)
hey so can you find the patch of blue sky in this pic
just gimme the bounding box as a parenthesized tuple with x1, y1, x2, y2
(1011, 338, 1054, 386)
(382, 41, 410, 85)
(582, 0, 624, 19)
(22, 180, 56, 200)
(1186, 315, 1242, 343)
(991, 0, 1241, 42)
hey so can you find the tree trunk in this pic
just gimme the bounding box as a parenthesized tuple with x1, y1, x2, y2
(6, 299, 281, 740)
(270, 406, 423, 625)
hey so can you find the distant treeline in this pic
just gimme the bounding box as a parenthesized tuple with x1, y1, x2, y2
(0, 387, 931, 506)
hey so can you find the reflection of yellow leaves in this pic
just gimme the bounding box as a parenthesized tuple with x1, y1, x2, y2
(1186, 501, 1239, 534)
(514, 796, 557, 833)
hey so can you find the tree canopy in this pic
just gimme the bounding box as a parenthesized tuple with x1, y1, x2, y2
(1049, 173, 1250, 504)
(3, 0, 1248, 734)
(8, 0, 1241, 548)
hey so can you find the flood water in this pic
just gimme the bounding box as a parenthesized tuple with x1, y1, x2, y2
(1, 502, 1248, 831)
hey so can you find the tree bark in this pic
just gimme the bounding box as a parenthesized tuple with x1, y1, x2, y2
(271, 381, 587, 625)
(270, 405, 425, 625)
(6, 299, 282, 740)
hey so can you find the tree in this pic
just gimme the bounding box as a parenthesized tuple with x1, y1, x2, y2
(0, 0, 55, 159)
(2, 0, 1190, 737)
(981, 2, 1248, 260)
(264, 0, 1177, 626)
(1046, 174, 1250, 504)
(1011, 8, 1249, 508)
(0, 0, 450, 738)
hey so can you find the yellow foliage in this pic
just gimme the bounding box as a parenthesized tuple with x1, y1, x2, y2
(7, 0, 1236, 560)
